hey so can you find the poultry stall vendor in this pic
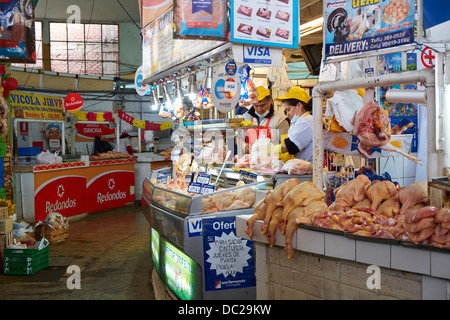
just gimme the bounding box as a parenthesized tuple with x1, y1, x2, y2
(274, 87, 313, 163)
(244, 86, 290, 149)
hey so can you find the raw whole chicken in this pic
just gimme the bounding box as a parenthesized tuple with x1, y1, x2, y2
(261, 178, 300, 235)
(376, 195, 401, 218)
(279, 181, 325, 234)
(266, 206, 284, 247)
(366, 180, 398, 211)
(351, 88, 421, 164)
(398, 181, 428, 215)
(235, 154, 251, 168)
(331, 174, 371, 212)
(245, 198, 267, 239)
(281, 159, 313, 175)
(284, 200, 328, 259)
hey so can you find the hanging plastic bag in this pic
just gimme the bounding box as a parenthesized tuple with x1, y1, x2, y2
(238, 65, 258, 107)
(192, 86, 214, 109)
(158, 102, 171, 118)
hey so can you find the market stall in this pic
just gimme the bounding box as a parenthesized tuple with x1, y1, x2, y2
(234, 0, 450, 300)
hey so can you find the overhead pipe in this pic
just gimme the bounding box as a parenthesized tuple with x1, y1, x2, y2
(385, 89, 427, 104)
(312, 68, 436, 190)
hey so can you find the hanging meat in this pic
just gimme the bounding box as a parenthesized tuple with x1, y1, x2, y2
(351, 88, 421, 164)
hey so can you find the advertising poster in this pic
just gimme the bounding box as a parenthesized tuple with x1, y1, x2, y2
(0, 0, 36, 63)
(230, 0, 299, 49)
(324, 0, 415, 58)
(203, 216, 255, 291)
(9, 92, 64, 120)
(378, 52, 418, 153)
(34, 173, 87, 222)
(151, 228, 161, 272)
(139, 0, 173, 28)
(142, 8, 224, 79)
(211, 61, 241, 113)
(161, 239, 197, 300)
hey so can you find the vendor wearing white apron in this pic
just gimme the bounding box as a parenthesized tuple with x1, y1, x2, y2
(244, 86, 290, 147)
(274, 87, 313, 162)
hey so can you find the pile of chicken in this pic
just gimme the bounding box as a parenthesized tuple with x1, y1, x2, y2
(202, 181, 256, 214)
(245, 175, 450, 259)
(245, 178, 327, 259)
(90, 151, 137, 160)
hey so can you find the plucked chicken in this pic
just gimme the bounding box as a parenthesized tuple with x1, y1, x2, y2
(351, 88, 421, 164)
(366, 180, 398, 211)
(245, 199, 267, 239)
(281, 159, 313, 175)
(331, 174, 371, 212)
(279, 181, 325, 234)
(398, 181, 428, 215)
(260, 178, 300, 235)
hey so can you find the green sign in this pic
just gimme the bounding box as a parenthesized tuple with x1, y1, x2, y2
(161, 239, 197, 300)
(151, 228, 160, 272)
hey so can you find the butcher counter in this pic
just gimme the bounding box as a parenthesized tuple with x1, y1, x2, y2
(235, 215, 450, 300)
(13, 158, 137, 223)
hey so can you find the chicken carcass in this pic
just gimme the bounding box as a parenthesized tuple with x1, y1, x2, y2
(366, 180, 398, 211)
(332, 174, 371, 212)
(281, 159, 313, 175)
(266, 206, 284, 248)
(398, 181, 428, 215)
(351, 89, 421, 164)
(245, 198, 267, 239)
(260, 178, 300, 235)
(235, 154, 251, 168)
(279, 181, 325, 234)
(283, 200, 328, 259)
(376, 195, 401, 218)
(212, 192, 236, 211)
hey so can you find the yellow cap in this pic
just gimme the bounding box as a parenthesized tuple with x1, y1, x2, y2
(355, 88, 365, 98)
(256, 86, 271, 101)
(276, 87, 311, 104)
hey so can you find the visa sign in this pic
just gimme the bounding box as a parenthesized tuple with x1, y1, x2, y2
(243, 45, 272, 64)
(188, 218, 202, 237)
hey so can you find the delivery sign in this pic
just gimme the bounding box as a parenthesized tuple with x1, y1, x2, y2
(324, 0, 415, 58)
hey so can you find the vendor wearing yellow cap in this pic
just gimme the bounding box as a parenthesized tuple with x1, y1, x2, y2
(274, 87, 313, 163)
(244, 86, 290, 148)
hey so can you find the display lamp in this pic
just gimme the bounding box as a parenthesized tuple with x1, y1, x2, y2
(150, 86, 160, 111)
(204, 66, 213, 90)
(187, 73, 198, 101)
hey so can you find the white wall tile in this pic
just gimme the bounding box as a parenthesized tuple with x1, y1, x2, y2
(391, 245, 430, 275)
(355, 240, 391, 268)
(324, 233, 355, 260)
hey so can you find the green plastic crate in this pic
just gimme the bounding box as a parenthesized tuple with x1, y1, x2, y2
(3, 244, 49, 275)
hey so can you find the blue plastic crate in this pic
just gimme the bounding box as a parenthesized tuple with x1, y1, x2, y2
(17, 147, 41, 156)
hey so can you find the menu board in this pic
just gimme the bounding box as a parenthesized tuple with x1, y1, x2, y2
(142, 8, 225, 80)
(324, 0, 415, 58)
(230, 0, 299, 49)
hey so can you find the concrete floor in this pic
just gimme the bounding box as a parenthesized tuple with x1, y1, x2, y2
(0, 203, 167, 300)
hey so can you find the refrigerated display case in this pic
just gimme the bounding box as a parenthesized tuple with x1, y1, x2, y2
(142, 167, 273, 300)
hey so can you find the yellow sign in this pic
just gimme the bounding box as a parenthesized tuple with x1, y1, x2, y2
(9, 92, 65, 120)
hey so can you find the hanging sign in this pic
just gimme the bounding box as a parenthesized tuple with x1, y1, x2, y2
(135, 65, 151, 96)
(232, 43, 283, 67)
(324, 0, 416, 58)
(211, 61, 241, 113)
(9, 92, 64, 120)
(64, 93, 84, 114)
(230, 0, 300, 49)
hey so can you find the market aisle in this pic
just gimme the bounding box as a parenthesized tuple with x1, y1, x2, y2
(0, 203, 157, 300)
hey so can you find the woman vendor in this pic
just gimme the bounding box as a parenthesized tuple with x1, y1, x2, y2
(243, 86, 290, 148)
(274, 87, 313, 163)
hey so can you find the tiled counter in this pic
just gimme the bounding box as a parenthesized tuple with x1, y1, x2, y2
(236, 215, 450, 300)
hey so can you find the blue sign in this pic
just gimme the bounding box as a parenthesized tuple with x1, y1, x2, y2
(325, 0, 416, 57)
(243, 45, 272, 64)
(203, 217, 255, 291)
(187, 218, 202, 237)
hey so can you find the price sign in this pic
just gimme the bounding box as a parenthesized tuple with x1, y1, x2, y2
(239, 170, 257, 184)
(185, 175, 192, 184)
(156, 172, 169, 185)
(171, 147, 182, 161)
(196, 172, 212, 185)
(201, 184, 215, 195)
(188, 182, 203, 194)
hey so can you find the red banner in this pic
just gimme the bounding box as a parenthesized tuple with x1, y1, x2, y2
(75, 123, 116, 142)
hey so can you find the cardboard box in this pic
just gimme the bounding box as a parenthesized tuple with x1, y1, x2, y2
(0, 217, 13, 234)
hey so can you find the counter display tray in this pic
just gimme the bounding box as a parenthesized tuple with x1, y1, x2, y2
(345, 232, 401, 245)
(400, 240, 450, 254)
(298, 223, 347, 236)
